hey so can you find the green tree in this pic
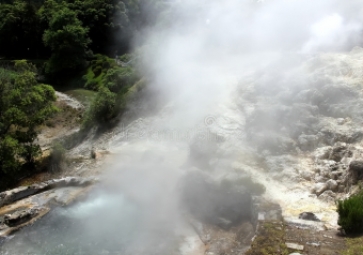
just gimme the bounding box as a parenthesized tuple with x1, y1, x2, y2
(0, 1, 44, 58)
(43, 4, 91, 75)
(337, 190, 363, 234)
(0, 61, 58, 186)
(66, 0, 129, 55)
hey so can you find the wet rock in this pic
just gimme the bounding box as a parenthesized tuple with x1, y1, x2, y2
(329, 144, 351, 162)
(298, 212, 320, 222)
(3, 208, 42, 227)
(314, 146, 332, 161)
(338, 184, 346, 193)
(181, 171, 252, 229)
(300, 170, 313, 181)
(285, 242, 304, 251)
(318, 190, 336, 203)
(236, 222, 255, 245)
(331, 170, 344, 181)
(317, 165, 331, 178)
(349, 160, 363, 184)
(326, 179, 338, 192)
(0, 177, 96, 208)
(347, 130, 363, 143)
(315, 175, 328, 183)
(317, 129, 348, 146)
(312, 182, 328, 196)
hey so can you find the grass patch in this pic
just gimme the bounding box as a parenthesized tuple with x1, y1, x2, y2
(246, 221, 289, 255)
(65, 89, 97, 107)
(342, 237, 363, 255)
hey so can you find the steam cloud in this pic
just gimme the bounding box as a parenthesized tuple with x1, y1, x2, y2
(138, 0, 363, 129)
(3, 1, 363, 254)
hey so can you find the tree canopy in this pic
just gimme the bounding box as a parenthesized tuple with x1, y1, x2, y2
(0, 61, 57, 187)
(0, 0, 155, 61)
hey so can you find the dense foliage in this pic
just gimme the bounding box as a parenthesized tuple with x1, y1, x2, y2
(337, 190, 363, 234)
(0, 0, 165, 189)
(82, 54, 138, 129)
(0, 61, 58, 188)
(0, 0, 162, 64)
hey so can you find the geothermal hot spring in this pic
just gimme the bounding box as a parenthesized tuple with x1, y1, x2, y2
(2, 0, 363, 254)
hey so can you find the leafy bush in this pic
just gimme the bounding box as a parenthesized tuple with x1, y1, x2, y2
(82, 87, 117, 129)
(337, 191, 363, 234)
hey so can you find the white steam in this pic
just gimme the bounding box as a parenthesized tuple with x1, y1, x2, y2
(138, 0, 363, 129)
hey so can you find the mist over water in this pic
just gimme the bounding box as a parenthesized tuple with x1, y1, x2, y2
(2, 0, 363, 254)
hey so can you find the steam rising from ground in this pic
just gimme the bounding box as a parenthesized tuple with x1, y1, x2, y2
(2, 1, 363, 254)
(139, 0, 363, 127)
(109, 0, 363, 250)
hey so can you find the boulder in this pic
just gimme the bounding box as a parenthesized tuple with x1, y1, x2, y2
(312, 182, 328, 196)
(3, 208, 42, 227)
(347, 131, 363, 143)
(329, 144, 351, 162)
(0, 177, 96, 208)
(298, 212, 320, 222)
(318, 190, 336, 203)
(314, 146, 332, 161)
(326, 179, 338, 192)
(315, 175, 328, 183)
(318, 165, 331, 178)
(349, 160, 363, 184)
(180, 171, 252, 229)
(300, 170, 313, 181)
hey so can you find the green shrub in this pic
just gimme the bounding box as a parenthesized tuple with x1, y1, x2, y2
(82, 87, 117, 129)
(337, 191, 363, 234)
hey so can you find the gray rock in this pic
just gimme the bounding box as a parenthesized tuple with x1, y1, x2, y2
(318, 190, 336, 203)
(0, 177, 96, 208)
(300, 170, 313, 181)
(329, 144, 351, 162)
(312, 182, 328, 196)
(326, 179, 338, 192)
(181, 171, 252, 229)
(319, 166, 331, 178)
(315, 175, 328, 183)
(314, 146, 332, 161)
(349, 160, 363, 184)
(347, 131, 363, 143)
(285, 242, 304, 251)
(299, 212, 320, 222)
(3, 208, 43, 227)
